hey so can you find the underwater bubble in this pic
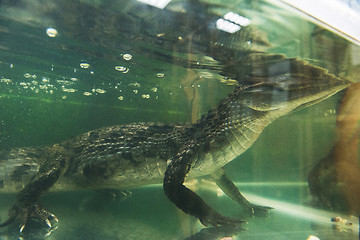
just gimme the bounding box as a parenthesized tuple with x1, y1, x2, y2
(151, 87, 158, 92)
(83, 92, 92, 96)
(307, 236, 320, 240)
(80, 63, 90, 69)
(115, 66, 127, 72)
(39, 85, 48, 90)
(62, 88, 76, 93)
(56, 80, 73, 85)
(129, 82, 141, 87)
(46, 28, 58, 37)
(141, 94, 150, 99)
(220, 78, 238, 86)
(95, 88, 106, 94)
(62, 95, 67, 99)
(31, 80, 38, 85)
(118, 96, 124, 101)
(31, 75, 37, 79)
(49, 90, 53, 94)
(70, 77, 78, 81)
(123, 54, 132, 61)
(0, 78, 11, 83)
(156, 73, 164, 78)
(133, 89, 138, 94)
(199, 71, 212, 79)
(42, 78, 49, 83)
(24, 73, 31, 78)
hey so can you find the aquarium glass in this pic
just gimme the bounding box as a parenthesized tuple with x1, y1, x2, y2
(0, 0, 360, 239)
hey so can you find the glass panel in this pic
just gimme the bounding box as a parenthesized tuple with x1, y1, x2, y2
(0, 0, 359, 239)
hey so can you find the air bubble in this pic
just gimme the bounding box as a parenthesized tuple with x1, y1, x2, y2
(95, 88, 106, 94)
(156, 73, 164, 78)
(46, 28, 58, 37)
(0, 78, 11, 83)
(115, 66, 127, 72)
(62, 88, 76, 93)
(129, 82, 141, 87)
(80, 63, 90, 69)
(123, 54, 132, 61)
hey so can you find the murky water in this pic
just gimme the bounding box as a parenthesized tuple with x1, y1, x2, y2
(0, 0, 360, 239)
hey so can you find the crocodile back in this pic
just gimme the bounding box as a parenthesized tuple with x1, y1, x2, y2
(61, 123, 192, 188)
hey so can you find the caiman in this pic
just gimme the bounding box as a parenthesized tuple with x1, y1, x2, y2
(0, 52, 351, 232)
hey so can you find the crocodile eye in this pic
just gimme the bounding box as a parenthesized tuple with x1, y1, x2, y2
(88, 131, 99, 140)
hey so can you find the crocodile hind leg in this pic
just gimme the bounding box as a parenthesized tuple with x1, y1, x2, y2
(0, 144, 68, 232)
(163, 143, 245, 227)
(212, 168, 272, 217)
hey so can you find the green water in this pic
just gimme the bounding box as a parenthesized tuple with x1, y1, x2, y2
(0, 0, 360, 239)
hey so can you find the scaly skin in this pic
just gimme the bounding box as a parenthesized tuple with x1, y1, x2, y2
(0, 53, 351, 231)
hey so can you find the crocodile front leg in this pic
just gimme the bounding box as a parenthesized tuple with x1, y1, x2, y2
(163, 143, 245, 227)
(0, 144, 68, 232)
(212, 168, 272, 217)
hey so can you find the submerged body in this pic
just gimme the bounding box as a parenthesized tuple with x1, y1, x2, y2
(0, 53, 351, 230)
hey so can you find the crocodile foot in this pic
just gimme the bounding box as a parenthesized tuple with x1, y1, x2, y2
(246, 204, 273, 217)
(0, 202, 58, 233)
(200, 210, 246, 227)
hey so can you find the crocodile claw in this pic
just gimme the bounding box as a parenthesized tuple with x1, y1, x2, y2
(200, 210, 246, 227)
(250, 204, 273, 217)
(0, 202, 58, 233)
(44, 219, 52, 228)
(19, 224, 25, 233)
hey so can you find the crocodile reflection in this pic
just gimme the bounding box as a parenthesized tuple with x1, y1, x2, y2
(308, 83, 360, 216)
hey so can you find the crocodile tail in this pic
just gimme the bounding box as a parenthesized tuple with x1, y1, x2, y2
(0, 216, 15, 228)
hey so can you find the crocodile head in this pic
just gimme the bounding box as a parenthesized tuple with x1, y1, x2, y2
(235, 53, 351, 114)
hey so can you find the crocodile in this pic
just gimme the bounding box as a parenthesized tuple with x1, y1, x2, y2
(0, 53, 351, 232)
